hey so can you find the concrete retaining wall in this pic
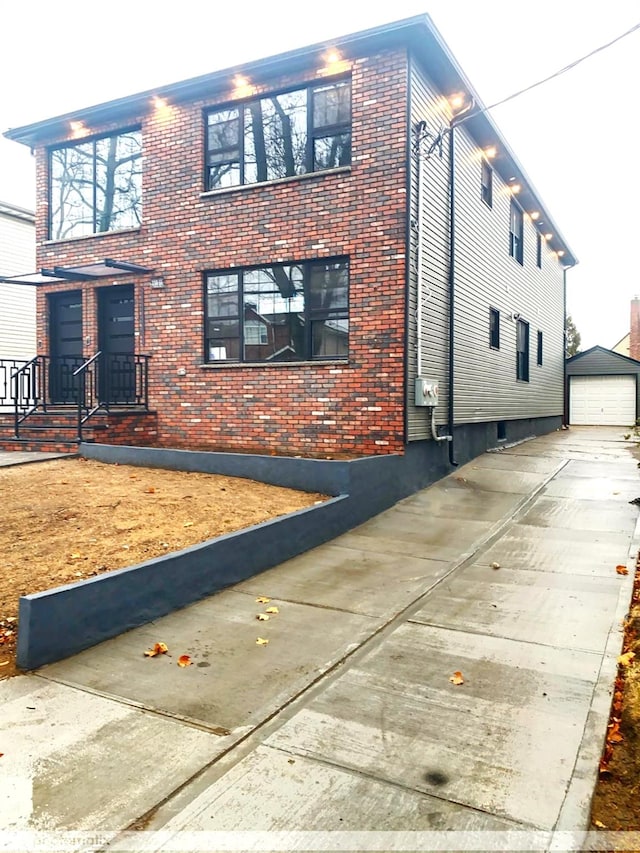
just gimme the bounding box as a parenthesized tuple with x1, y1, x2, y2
(18, 414, 562, 670)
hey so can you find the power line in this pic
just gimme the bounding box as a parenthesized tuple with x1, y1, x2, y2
(457, 19, 640, 126)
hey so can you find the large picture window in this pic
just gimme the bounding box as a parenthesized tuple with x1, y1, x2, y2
(49, 128, 142, 240)
(205, 259, 349, 363)
(206, 80, 351, 190)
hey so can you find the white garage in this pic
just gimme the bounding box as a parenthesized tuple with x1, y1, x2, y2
(569, 375, 636, 425)
(567, 346, 640, 426)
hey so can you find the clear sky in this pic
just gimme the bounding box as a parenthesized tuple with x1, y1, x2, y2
(2, 0, 638, 350)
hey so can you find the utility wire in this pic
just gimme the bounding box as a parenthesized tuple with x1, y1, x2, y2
(456, 19, 640, 126)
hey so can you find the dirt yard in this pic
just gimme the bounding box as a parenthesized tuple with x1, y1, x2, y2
(0, 457, 327, 679)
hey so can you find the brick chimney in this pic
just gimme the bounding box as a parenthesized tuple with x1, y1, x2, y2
(631, 298, 640, 361)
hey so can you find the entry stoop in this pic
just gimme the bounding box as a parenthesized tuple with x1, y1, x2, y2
(0, 409, 158, 451)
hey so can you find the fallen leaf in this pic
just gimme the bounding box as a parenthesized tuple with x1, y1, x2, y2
(618, 651, 635, 667)
(183, 521, 194, 528)
(256, 596, 270, 604)
(0, 753, 3, 758)
(594, 820, 607, 829)
(256, 637, 269, 646)
(449, 671, 464, 685)
(265, 606, 279, 614)
(177, 655, 192, 667)
(616, 565, 629, 575)
(0, 661, 9, 668)
(608, 721, 624, 743)
(69, 553, 81, 560)
(144, 642, 169, 657)
(145, 487, 155, 494)
(256, 613, 270, 621)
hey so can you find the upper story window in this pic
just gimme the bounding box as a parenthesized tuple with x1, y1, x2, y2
(49, 128, 142, 240)
(536, 231, 543, 268)
(205, 79, 351, 190)
(205, 258, 349, 363)
(509, 200, 524, 265)
(481, 160, 493, 208)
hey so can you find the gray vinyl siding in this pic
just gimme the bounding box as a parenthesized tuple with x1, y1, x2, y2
(407, 57, 451, 437)
(0, 209, 36, 360)
(407, 55, 565, 441)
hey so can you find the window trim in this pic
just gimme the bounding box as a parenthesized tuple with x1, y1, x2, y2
(489, 307, 500, 350)
(509, 200, 524, 266)
(516, 318, 530, 382)
(203, 256, 349, 365)
(536, 231, 542, 268)
(204, 77, 352, 192)
(481, 159, 493, 208)
(48, 125, 142, 241)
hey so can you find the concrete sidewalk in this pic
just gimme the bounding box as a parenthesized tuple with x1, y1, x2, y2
(1, 426, 638, 852)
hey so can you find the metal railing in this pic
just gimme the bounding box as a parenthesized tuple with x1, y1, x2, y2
(0, 353, 151, 441)
(0, 358, 30, 411)
(74, 352, 151, 440)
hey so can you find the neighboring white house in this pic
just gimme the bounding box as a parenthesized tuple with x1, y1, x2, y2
(0, 200, 36, 360)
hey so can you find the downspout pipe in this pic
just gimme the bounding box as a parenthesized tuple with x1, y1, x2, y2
(447, 123, 458, 466)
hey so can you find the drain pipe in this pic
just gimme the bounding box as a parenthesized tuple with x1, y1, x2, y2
(447, 123, 458, 466)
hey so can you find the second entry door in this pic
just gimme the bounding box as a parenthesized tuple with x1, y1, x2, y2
(98, 284, 136, 403)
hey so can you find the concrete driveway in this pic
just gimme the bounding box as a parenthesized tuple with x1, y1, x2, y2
(1, 426, 637, 851)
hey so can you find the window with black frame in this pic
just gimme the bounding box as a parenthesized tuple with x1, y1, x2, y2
(481, 160, 493, 208)
(206, 80, 351, 190)
(489, 307, 500, 349)
(509, 200, 524, 265)
(516, 318, 530, 381)
(49, 129, 142, 240)
(205, 259, 349, 363)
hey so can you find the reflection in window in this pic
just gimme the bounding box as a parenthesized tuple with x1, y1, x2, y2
(205, 259, 349, 363)
(49, 129, 142, 240)
(206, 80, 351, 190)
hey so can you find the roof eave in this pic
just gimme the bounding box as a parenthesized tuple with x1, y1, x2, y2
(3, 15, 427, 148)
(3, 13, 577, 264)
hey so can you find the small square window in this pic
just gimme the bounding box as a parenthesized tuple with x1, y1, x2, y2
(481, 160, 493, 208)
(489, 307, 500, 349)
(537, 330, 543, 365)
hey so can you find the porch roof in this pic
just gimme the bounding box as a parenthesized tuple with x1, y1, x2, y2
(0, 258, 153, 286)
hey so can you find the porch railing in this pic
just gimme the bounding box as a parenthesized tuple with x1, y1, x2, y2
(2, 353, 151, 441)
(0, 358, 31, 411)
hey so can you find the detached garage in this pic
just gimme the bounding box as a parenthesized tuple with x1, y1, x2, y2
(566, 345, 640, 426)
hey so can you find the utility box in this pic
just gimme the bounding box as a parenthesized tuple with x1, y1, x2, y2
(415, 377, 439, 407)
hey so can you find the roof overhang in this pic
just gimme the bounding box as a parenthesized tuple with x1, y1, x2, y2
(0, 258, 153, 286)
(1, 14, 578, 266)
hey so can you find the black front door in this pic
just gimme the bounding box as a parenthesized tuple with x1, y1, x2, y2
(98, 284, 136, 403)
(49, 291, 83, 403)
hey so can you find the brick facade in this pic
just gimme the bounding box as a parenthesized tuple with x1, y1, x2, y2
(33, 49, 409, 457)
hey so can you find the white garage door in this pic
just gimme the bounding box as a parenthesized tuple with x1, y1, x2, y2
(570, 375, 636, 425)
